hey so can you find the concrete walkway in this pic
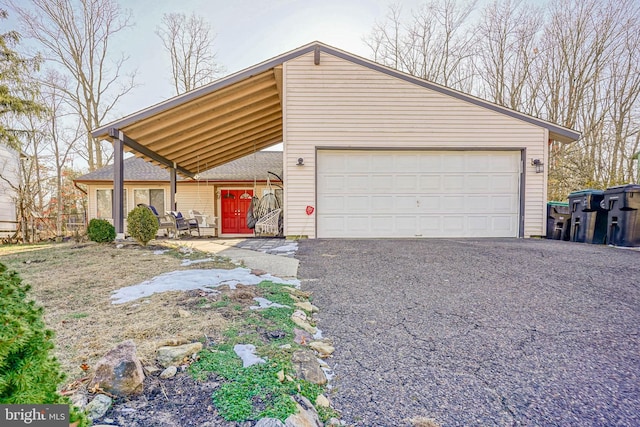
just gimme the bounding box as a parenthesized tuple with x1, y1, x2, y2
(185, 238, 299, 278)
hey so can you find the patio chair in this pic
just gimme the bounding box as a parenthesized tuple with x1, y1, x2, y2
(254, 208, 282, 237)
(138, 204, 177, 237)
(168, 211, 200, 237)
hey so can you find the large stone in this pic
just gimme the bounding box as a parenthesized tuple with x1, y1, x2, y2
(294, 301, 318, 313)
(285, 395, 322, 427)
(156, 342, 203, 367)
(255, 418, 286, 427)
(293, 328, 313, 345)
(315, 394, 330, 408)
(291, 311, 317, 335)
(309, 341, 334, 357)
(90, 340, 144, 396)
(291, 350, 326, 385)
(160, 366, 177, 379)
(84, 394, 113, 420)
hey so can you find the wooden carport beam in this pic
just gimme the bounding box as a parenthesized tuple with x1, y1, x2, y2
(108, 128, 195, 178)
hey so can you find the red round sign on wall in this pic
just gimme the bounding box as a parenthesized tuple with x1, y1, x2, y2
(306, 206, 315, 216)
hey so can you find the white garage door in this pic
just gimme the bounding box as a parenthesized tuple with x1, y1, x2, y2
(317, 150, 521, 238)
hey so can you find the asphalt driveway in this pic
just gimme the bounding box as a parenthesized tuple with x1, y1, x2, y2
(296, 239, 640, 426)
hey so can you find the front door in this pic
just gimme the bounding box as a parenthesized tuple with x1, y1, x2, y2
(221, 189, 254, 235)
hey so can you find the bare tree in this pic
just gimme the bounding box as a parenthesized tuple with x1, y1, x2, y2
(8, 0, 137, 171)
(539, 0, 640, 198)
(156, 12, 223, 95)
(473, 0, 543, 112)
(364, 0, 477, 91)
(40, 70, 83, 237)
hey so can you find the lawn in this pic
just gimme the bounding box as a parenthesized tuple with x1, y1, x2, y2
(0, 241, 235, 376)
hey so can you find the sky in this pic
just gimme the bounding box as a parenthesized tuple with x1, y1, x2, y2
(107, 0, 427, 116)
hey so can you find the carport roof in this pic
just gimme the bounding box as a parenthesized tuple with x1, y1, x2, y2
(92, 41, 581, 177)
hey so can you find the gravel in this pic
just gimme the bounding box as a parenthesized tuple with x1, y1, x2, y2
(296, 238, 640, 427)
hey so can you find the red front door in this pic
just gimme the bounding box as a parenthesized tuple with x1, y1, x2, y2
(221, 189, 254, 234)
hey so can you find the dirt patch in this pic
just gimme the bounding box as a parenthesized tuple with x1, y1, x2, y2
(102, 372, 246, 427)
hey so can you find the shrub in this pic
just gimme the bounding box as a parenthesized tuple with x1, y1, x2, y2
(0, 263, 89, 426)
(87, 218, 116, 243)
(127, 205, 159, 246)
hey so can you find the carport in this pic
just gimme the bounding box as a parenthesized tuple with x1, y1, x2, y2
(92, 41, 580, 238)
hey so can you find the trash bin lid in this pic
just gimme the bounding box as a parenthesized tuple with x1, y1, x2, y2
(568, 189, 605, 197)
(604, 184, 640, 194)
(547, 201, 569, 207)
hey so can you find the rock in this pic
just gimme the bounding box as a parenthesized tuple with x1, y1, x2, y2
(85, 394, 112, 420)
(90, 340, 144, 396)
(309, 341, 334, 357)
(291, 350, 326, 385)
(282, 286, 312, 299)
(294, 328, 313, 345)
(178, 309, 191, 318)
(144, 365, 161, 375)
(315, 394, 330, 408)
(156, 342, 203, 367)
(251, 268, 268, 276)
(326, 418, 343, 426)
(309, 341, 336, 359)
(294, 301, 319, 313)
(277, 370, 285, 382)
(160, 366, 177, 379)
(285, 395, 322, 427)
(291, 311, 317, 335)
(292, 309, 307, 321)
(255, 418, 286, 427)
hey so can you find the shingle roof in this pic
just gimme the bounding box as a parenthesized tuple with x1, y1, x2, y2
(75, 151, 283, 182)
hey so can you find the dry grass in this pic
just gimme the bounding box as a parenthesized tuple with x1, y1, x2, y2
(0, 241, 237, 378)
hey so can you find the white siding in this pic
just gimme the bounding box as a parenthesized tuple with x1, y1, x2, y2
(283, 52, 547, 238)
(0, 145, 19, 234)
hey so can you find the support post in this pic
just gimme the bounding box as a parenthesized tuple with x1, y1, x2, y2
(170, 163, 177, 211)
(113, 132, 125, 239)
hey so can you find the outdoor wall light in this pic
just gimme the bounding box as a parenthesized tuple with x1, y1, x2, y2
(297, 157, 304, 166)
(531, 158, 544, 173)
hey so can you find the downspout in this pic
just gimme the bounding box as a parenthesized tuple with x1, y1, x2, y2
(633, 151, 640, 184)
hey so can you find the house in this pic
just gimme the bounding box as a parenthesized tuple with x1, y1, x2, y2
(91, 41, 580, 239)
(0, 144, 19, 238)
(75, 151, 283, 237)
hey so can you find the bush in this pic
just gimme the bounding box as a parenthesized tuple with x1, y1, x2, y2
(87, 218, 116, 243)
(0, 264, 89, 426)
(127, 205, 159, 246)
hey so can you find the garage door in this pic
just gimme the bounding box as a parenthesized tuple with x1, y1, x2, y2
(317, 150, 521, 238)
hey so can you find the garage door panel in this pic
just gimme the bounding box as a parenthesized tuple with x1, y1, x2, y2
(346, 196, 370, 212)
(371, 175, 393, 191)
(419, 175, 441, 191)
(442, 155, 465, 171)
(396, 175, 419, 191)
(317, 150, 520, 238)
(491, 175, 519, 192)
(443, 175, 465, 191)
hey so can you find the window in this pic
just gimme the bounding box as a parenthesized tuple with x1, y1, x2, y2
(96, 189, 127, 219)
(134, 189, 165, 211)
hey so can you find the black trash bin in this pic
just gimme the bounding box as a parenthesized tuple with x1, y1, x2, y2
(546, 202, 571, 240)
(568, 189, 607, 244)
(603, 184, 640, 247)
